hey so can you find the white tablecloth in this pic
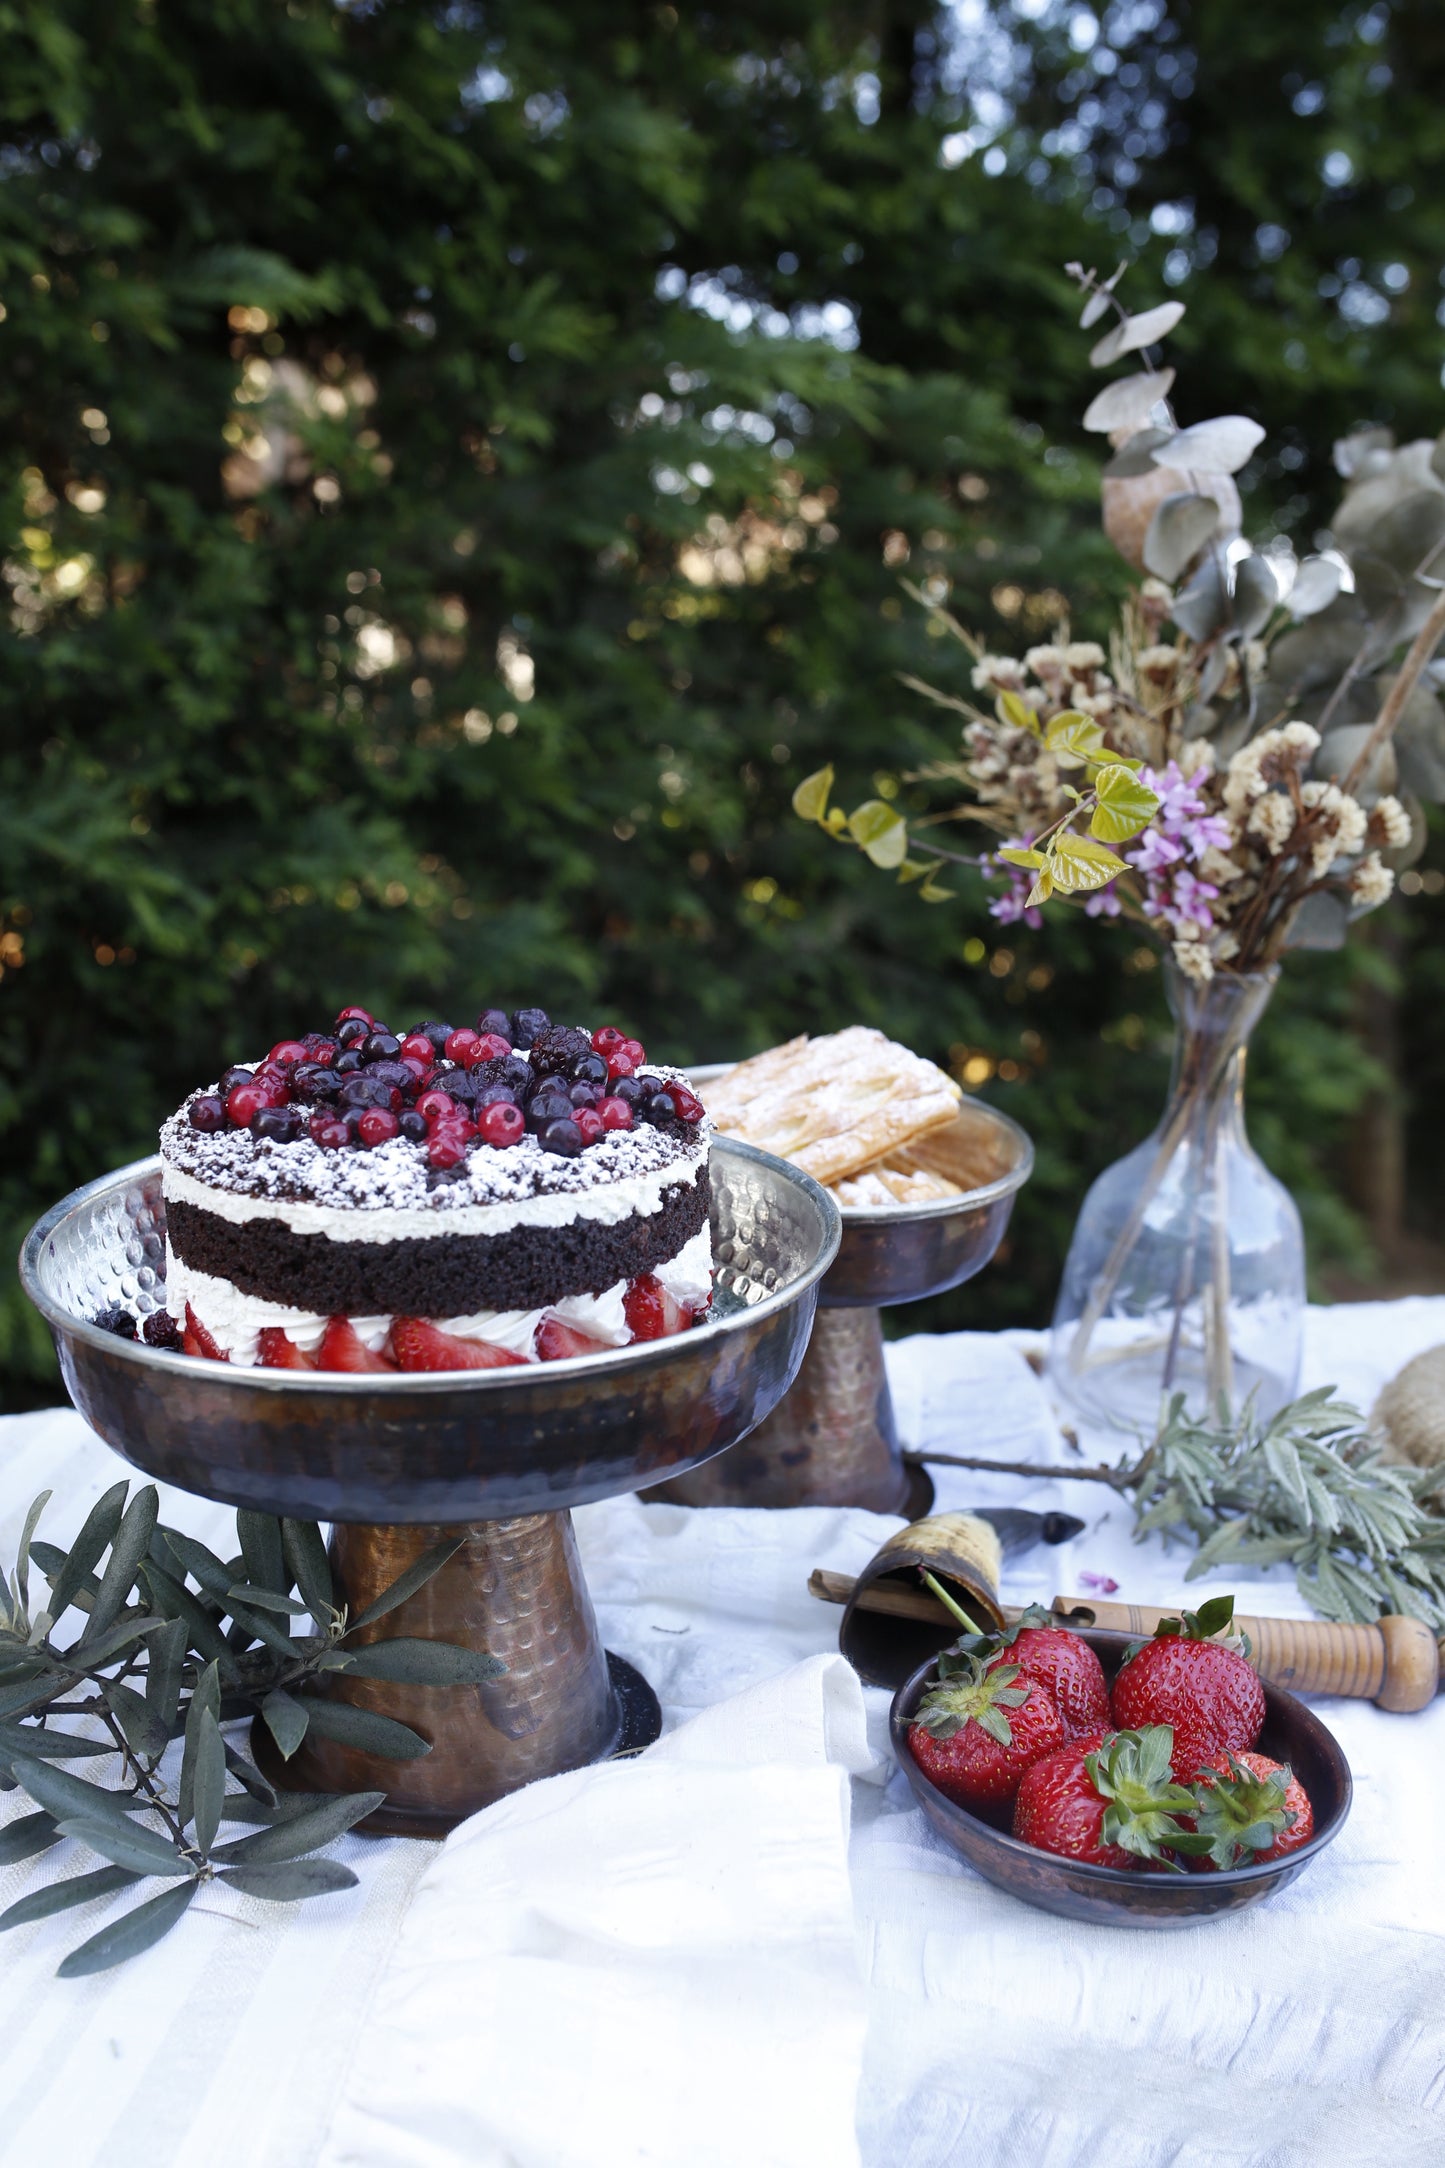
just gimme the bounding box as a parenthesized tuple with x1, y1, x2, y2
(1, 1298, 1443, 2168)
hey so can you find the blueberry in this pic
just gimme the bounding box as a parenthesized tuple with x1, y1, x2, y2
(611, 1075, 645, 1107)
(476, 1007, 511, 1039)
(526, 1097, 569, 1134)
(439, 1069, 477, 1104)
(253, 1105, 305, 1143)
(635, 1073, 665, 1095)
(337, 1019, 369, 1048)
(143, 1310, 182, 1351)
(291, 1061, 336, 1100)
(362, 1059, 414, 1090)
(362, 1031, 402, 1063)
(510, 1007, 550, 1049)
(339, 1075, 391, 1109)
(539, 1117, 583, 1157)
(569, 1080, 603, 1108)
(188, 1094, 227, 1132)
(567, 1051, 609, 1088)
(342, 1107, 368, 1137)
(398, 1109, 428, 1141)
(413, 1020, 454, 1053)
(638, 1090, 678, 1127)
(475, 1081, 520, 1108)
(219, 1066, 254, 1094)
(94, 1303, 137, 1339)
(334, 1049, 364, 1076)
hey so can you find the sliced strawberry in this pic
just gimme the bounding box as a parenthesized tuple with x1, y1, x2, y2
(316, 1316, 398, 1374)
(257, 1327, 317, 1371)
(535, 1316, 611, 1362)
(623, 1274, 696, 1342)
(183, 1303, 229, 1362)
(391, 1316, 528, 1371)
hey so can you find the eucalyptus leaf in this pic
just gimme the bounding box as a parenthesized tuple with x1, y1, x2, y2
(1153, 415, 1265, 476)
(0, 1809, 60, 1865)
(54, 1817, 191, 1877)
(338, 1638, 507, 1686)
(236, 1511, 289, 1597)
(296, 1698, 432, 1760)
(7, 1752, 145, 1824)
(57, 1879, 198, 1978)
(1169, 555, 1229, 644)
(1334, 425, 1394, 480)
(1391, 680, 1445, 800)
(1082, 368, 1176, 434)
(88, 1487, 160, 1641)
(210, 1789, 387, 1864)
(219, 1858, 360, 1902)
(1143, 492, 1220, 583)
(348, 1536, 464, 1632)
(1231, 553, 1278, 639)
(1103, 426, 1174, 479)
(261, 1688, 310, 1760)
(0, 1864, 138, 1933)
(281, 1521, 334, 1618)
(1288, 554, 1344, 620)
(1285, 890, 1351, 951)
(44, 1481, 127, 1621)
(1088, 300, 1185, 367)
(1360, 488, 1445, 585)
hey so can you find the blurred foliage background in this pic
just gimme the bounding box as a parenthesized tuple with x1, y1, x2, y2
(2, 0, 1443, 1407)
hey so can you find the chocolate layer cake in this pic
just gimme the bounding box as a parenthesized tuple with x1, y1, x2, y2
(146, 1005, 713, 1372)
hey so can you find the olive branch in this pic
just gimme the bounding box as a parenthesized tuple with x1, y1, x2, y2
(0, 1485, 501, 1975)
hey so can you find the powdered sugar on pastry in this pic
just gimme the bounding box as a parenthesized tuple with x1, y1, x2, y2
(701, 1027, 961, 1187)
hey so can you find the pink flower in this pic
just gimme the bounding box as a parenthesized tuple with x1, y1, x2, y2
(985, 841, 1044, 930)
(1084, 882, 1121, 917)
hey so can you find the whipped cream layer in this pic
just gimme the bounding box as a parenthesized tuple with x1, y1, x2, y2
(165, 1226, 714, 1368)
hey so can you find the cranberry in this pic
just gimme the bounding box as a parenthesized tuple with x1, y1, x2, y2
(336, 1005, 374, 1028)
(569, 1080, 603, 1108)
(473, 1032, 512, 1063)
(399, 1032, 435, 1065)
(598, 1096, 634, 1131)
(416, 1088, 454, 1125)
(669, 1085, 706, 1124)
(227, 1082, 271, 1128)
(309, 1113, 352, 1150)
(337, 1019, 369, 1048)
(143, 1310, 183, 1350)
(510, 1006, 550, 1048)
(476, 1007, 511, 1039)
(398, 1109, 428, 1141)
(444, 1026, 483, 1065)
(427, 1129, 468, 1169)
(539, 1117, 583, 1157)
(188, 1094, 227, 1132)
(592, 1026, 626, 1057)
(358, 1106, 400, 1147)
(362, 1030, 402, 1062)
(573, 1106, 604, 1146)
(479, 1100, 526, 1147)
(267, 1039, 308, 1070)
(253, 1105, 305, 1143)
(638, 1090, 678, 1126)
(219, 1066, 255, 1094)
(334, 1048, 364, 1075)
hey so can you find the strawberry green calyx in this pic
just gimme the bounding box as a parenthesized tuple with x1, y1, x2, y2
(914, 1655, 1032, 1747)
(1085, 1725, 1214, 1866)
(1191, 1754, 1297, 1869)
(1128, 1594, 1253, 1663)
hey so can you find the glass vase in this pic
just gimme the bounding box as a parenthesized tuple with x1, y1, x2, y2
(1047, 962, 1304, 1431)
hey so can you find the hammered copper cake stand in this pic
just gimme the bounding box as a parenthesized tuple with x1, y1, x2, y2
(653, 1090, 1032, 1516)
(20, 1139, 839, 1835)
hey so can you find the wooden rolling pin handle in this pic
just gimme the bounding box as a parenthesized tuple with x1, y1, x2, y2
(1052, 1598, 1440, 1712)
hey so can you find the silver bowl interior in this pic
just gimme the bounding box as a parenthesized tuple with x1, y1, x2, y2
(19, 1139, 841, 1522)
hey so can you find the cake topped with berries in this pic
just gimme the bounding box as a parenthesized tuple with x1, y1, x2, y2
(144, 1004, 713, 1372)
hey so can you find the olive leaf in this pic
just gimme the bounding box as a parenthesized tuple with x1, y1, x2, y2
(88, 1487, 160, 1640)
(44, 1481, 128, 1622)
(338, 1638, 506, 1686)
(54, 1817, 192, 1877)
(295, 1698, 431, 1760)
(210, 1790, 387, 1864)
(0, 1810, 60, 1865)
(346, 1535, 465, 1631)
(219, 1858, 360, 1902)
(281, 1521, 334, 1618)
(57, 1881, 199, 1978)
(236, 1511, 289, 1597)
(0, 1865, 138, 1934)
(261, 1687, 310, 1760)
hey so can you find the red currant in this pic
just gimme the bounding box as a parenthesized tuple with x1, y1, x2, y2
(399, 1056, 434, 1087)
(592, 1026, 626, 1056)
(573, 1106, 604, 1146)
(309, 1114, 352, 1150)
(357, 1107, 400, 1147)
(267, 1040, 308, 1070)
(668, 1085, 706, 1124)
(427, 1129, 468, 1169)
(444, 1027, 483, 1065)
(336, 1006, 374, 1028)
(399, 1033, 435, 1065)
(598, 1096, 634, 1131)
(473, 1032, 512, 1063)
(227, 1082, 270, 1127)
(607, 1037, 647, 1079)
(415, 1088, 455, 1124)
(478, 1101, 525, 1148)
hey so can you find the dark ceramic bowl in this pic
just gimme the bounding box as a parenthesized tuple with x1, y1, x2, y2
(18, 1138, 839, 1525)
(890, 1626, 1352, 1927)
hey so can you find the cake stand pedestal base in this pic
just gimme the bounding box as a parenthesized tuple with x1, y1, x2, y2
(650, 1309, 934, 1516)
(252, 1511, 661, 1837)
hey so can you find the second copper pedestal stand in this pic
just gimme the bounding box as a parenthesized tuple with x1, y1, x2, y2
(653, 1095, 1033, 1514)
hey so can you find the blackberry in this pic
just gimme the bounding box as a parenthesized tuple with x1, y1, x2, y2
(529, 1025, 591, 1079)
(143, 1310, 183, 1351)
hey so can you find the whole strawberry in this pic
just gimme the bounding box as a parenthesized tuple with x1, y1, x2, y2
(1109, 1598, 1265, 1778)
(990, 1607, 1111, 1740)
(907, 1653, 1066, 1813)
(1013, 1725, 1211, 1869)
(1188, 1750, 1314, 1869)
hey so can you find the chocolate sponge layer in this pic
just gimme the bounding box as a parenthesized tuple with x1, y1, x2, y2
(165, 1167, 709, 1316)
